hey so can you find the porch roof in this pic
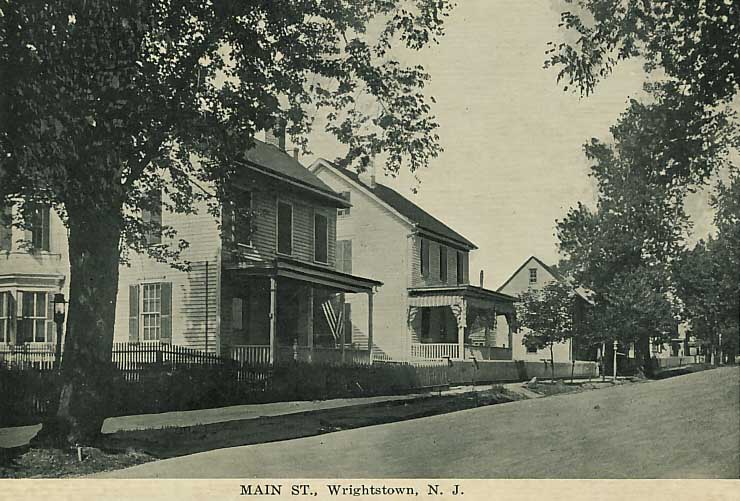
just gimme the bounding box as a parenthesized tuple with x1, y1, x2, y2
(408, 285, 517, 313)
(225, 256, 382, 293)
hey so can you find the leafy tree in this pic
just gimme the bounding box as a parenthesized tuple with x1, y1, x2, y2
(674, 171, 740, 364)
(546, 0, 739, 106)
(517, 281, 578, 381)
(0, 0, 453, 444)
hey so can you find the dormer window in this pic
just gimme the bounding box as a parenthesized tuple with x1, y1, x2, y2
(529, 268, 537, 284)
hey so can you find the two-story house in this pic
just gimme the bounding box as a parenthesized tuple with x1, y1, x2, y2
(497, 255, 594, 363)
(310, 158, 517, 361)
(0, 203, 70, 351)
(113, 135, 381, 365)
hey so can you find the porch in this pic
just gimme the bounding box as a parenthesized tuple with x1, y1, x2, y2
(222, 256, 382, 365)
(407, 285, 517, 361)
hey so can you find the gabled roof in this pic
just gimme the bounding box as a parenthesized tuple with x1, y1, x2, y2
(238, 141, 349, 207)
(497, 255, 595, 305)
(311, 159, 477, 249)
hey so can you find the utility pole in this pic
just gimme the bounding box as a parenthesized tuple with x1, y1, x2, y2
(613, 339, 618, 382)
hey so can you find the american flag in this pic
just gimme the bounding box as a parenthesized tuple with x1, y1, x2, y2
(321, 298, 344, 343)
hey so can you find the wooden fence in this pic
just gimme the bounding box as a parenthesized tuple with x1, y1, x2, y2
(0, 343, 57, 370)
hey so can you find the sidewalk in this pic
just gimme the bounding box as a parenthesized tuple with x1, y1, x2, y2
(0, 391, 435, 449)
(0, 380, 571, 449)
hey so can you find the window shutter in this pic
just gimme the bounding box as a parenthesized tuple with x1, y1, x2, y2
(0, 206, 11, 251)
(128, 285, 139, 343)
(336, 240, 344, 272)
(344, 240, 352, 274)
(160, 282, 172, 344)
(42, 207, 50, 251)
(46, 293, 54, 343)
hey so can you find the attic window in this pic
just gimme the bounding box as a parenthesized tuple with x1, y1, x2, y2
(529, 268, 537, 284)
(338, 192, 351, 216)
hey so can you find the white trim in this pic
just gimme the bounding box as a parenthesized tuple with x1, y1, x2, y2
(310, 159, 414, 228)
(275, 199, 294, 257)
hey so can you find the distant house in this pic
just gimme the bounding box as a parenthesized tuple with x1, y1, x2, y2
(310, 158, 517, 361)
(497, 256, 593, 363)
(114, 134, 382, 365)
(0, 203, 69, 350)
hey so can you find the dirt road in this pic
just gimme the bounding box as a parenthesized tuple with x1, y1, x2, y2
(100, 366, 740, 478)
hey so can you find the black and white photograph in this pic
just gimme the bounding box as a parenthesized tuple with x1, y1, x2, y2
(0, 0, 738, 495)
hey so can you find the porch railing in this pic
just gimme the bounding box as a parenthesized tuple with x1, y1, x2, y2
(410, 343, 513, 361)
(230, 345, 271, 366)
(411, 343, 460, 360)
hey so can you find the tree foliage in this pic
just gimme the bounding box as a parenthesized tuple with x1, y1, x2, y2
(517, 280, 577, 380)
(0, 0, 453, 444)
(674, 171, 740, 362)
(546, 0, 739, 106)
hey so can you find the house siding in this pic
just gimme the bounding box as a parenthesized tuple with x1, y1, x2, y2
(313, 167, 409, 359)
(226, 183, 337, 269)
(498, 257, 572, 362)
(0, 203, 70, 345)
(114, 196, 221, 353)
(409, 234, 469, 287)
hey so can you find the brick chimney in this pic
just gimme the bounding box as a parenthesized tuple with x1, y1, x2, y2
(265, 120, 286, 151)
(358, 157, 376, 188)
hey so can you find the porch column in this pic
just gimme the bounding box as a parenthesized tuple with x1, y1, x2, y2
(451, 298, 467, 360)
(505, 312, 514, 351)
(339, 294, 346, 364)
(269, 277, 277, 365)
(367, 291, 374, 364)
(307, 286, 314, 363)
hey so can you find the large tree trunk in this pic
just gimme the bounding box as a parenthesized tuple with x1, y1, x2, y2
(33, 202, 123, 446)
(636, 333, 653, 378)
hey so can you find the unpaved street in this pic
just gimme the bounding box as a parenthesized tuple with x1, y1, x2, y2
(101, 367, 740, 478)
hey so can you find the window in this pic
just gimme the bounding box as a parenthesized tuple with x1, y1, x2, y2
(314, 212, 328, 264)
(142, 190, 162, 245)
(526, 344, 538, 354)
(336, 239, 352, 274)
(225, 189, 253, 246)
(29, 205, 50, 251)
(141, 283, 162, 341)
(420, 238, 430, 277)
(337, 191, 351, 216)
(129, 283, 171, 343)
(528, 268, 538, 284)
(277, 201, 293, 255)
(0, 206, 11, 251)
(19, 291, 50, 343)
(456, 251, 465, 284)
(0, 291, 10, 343)
(439, 246, 448, 282)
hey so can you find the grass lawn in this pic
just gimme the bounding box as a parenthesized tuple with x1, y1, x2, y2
(0, 387, 521, 478)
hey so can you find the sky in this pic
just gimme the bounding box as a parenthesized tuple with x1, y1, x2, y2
(301, 0, 715, 288)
